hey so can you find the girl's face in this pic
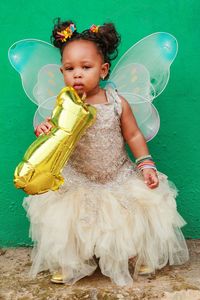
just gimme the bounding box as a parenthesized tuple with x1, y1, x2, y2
(60, 40, 109, 97)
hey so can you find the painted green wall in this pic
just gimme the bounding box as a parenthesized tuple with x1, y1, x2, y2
(0, 0, 199, 246)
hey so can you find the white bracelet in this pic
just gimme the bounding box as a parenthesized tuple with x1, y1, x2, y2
(139, 165, 157, 171)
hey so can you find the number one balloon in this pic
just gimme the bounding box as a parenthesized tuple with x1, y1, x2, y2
(14, 87, 96, 194)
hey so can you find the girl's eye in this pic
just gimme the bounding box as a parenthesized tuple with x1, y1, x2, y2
(83, 66, 91, 69)
(65, 67, 73, 71)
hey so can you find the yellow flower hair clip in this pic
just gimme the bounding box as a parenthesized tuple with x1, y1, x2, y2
(90, 24, 100, 33)
(56, 23, 76, 42)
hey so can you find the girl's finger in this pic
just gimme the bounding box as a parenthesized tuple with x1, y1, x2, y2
(40, 124, 49, 133)
(35, 127, 42, 137)
(144, 174, 151, 186)
(44, 121, 52, 130)
(148, 174, 159, 188)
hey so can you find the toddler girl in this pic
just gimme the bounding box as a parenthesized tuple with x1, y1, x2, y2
(23, 19, 189, 286)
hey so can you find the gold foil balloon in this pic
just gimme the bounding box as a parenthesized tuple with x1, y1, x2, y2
(14, 87, 96, 195)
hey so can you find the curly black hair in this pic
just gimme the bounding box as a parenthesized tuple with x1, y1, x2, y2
(51, 18, 121, 78)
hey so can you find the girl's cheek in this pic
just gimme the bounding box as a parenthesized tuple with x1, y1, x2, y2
(63, 75, 71, 84)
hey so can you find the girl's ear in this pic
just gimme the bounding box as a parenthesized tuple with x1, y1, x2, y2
(60, 67, 63, 74)
(101, 63, 109, 79)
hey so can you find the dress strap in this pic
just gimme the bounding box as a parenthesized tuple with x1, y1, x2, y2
(105, 87, 122, 116)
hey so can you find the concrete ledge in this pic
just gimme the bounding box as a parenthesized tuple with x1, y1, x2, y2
(0, 240, 200, 300)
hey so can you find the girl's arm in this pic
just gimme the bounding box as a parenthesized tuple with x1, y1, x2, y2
(120, 97, 159, 189)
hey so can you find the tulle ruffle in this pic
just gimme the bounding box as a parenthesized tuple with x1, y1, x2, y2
(23, 172, 189, 286)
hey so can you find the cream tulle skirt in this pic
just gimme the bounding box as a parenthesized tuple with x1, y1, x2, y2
(23, 170, 189, 286)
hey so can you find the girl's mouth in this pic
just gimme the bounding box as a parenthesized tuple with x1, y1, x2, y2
(73, 84, 84, 90)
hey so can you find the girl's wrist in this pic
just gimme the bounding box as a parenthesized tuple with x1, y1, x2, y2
(135, 155, 157, 172)
(135, 154, 153, 164)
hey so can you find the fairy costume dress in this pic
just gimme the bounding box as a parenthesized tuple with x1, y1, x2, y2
(22, 87, 188, 286)
(9, 33, 189, 286)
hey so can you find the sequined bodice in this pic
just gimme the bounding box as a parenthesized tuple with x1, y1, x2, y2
(67, 88, 133, 184)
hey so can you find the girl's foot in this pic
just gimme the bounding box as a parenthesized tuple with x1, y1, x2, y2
(51, 272, 65, 284)
(138, 265, 154, 275)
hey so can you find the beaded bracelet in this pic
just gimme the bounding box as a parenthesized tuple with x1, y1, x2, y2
(135, 155, 153, 164)
(137, 164, 157, 171)
(135, 155, 157, 172)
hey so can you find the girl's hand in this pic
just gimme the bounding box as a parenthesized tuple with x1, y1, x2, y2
(142, 168, 159, 189)
(34, 117, 52, 137)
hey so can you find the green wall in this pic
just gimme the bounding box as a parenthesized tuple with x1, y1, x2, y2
(0, 0, 199, 246)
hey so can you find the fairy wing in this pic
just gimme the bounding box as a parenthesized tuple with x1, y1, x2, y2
(106, 85, 160, 142)
(107, 32, 178, 141)
(8, 39, 64, 105)
(109, 63, 154, 101)
(32, 64, 65, 127)
(8, 33, 177, 137)
(33, 64, 64, 105)
(33, 96, 56, 127)
(111, 32, 178, 99)
(8, 39, 65, 126)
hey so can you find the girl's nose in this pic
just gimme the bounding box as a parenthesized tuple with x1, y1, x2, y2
(74, 69, 82, 78)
